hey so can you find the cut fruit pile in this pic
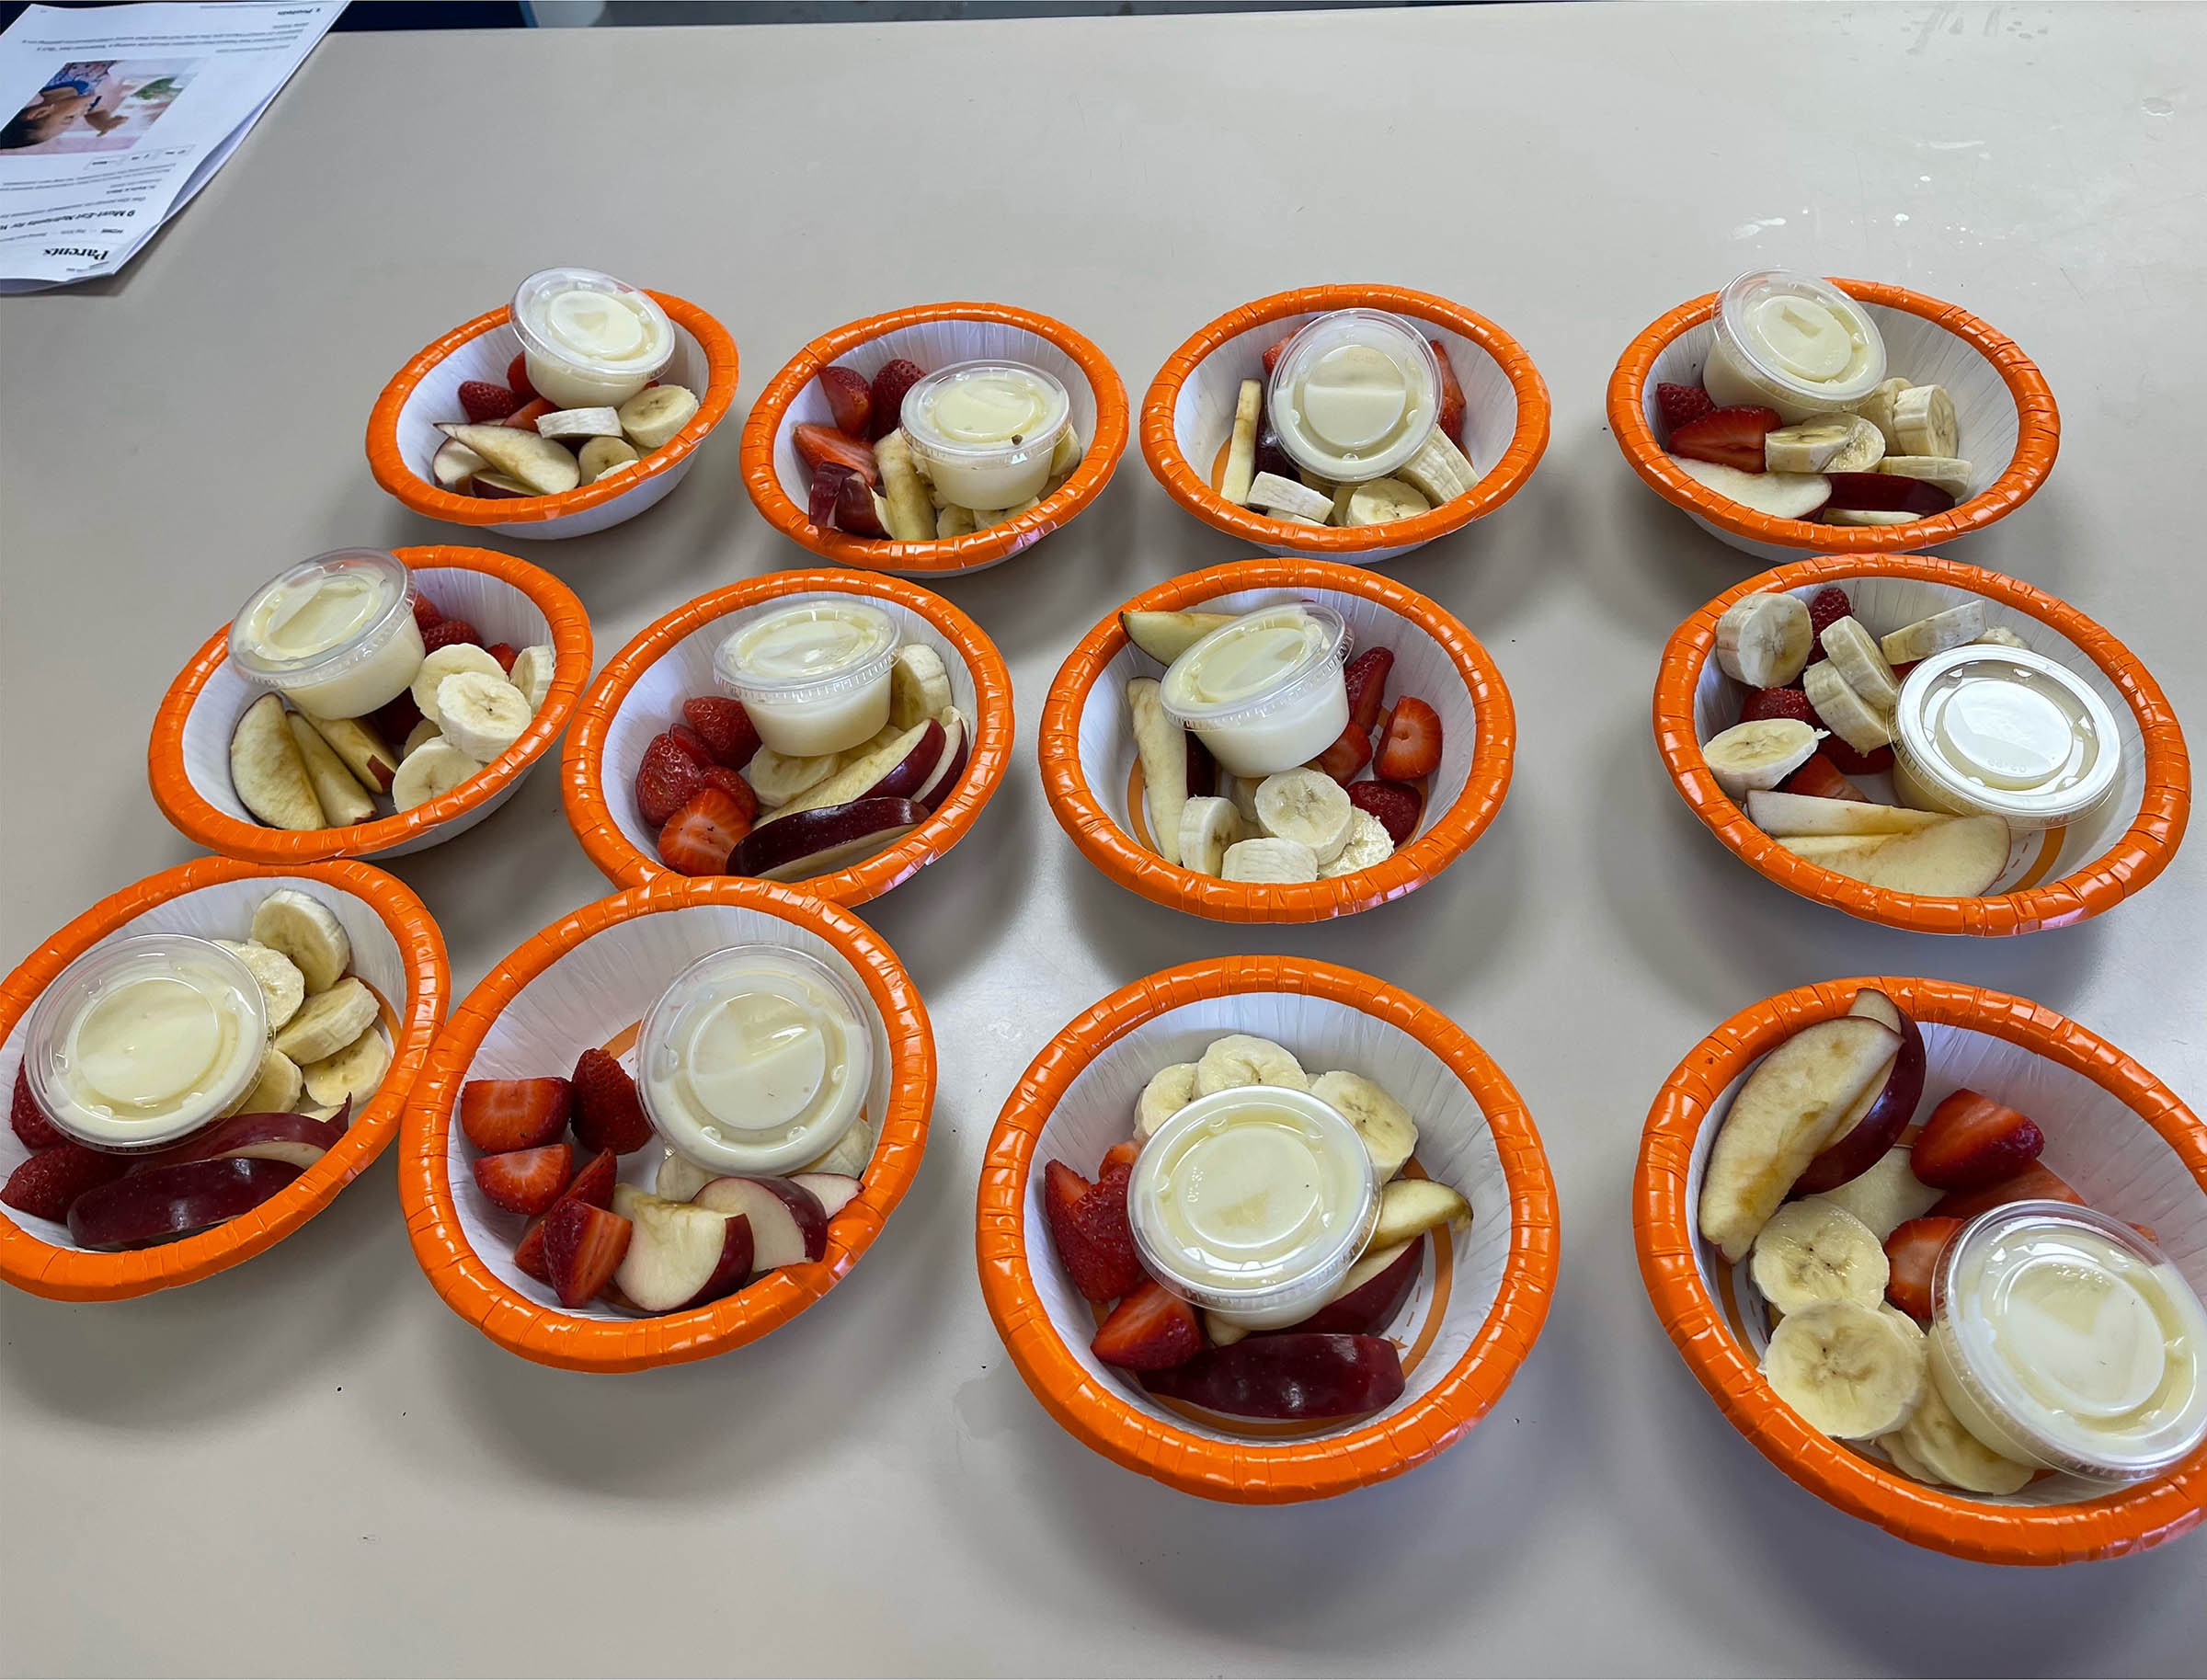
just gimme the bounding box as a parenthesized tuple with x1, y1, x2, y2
(795, 358, 1084, 540)
(1655, 373, 1968, 525)
(1698, 986, 2129, 1495)
(1120, 613, 1441, 884)
(459, 1049, 872, 1314)
(430, 352, 703, 498)
(632, 644, 972, 878)
(2, 889, 386, 1248)
(1703, 582, 2040, 897)
(231, 586, 555, 829)
(1042, 1034, 1470, 1420)
(1209, 331, 1477, 528)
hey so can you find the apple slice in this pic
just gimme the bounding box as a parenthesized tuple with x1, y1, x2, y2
(1667, 456, 1831, 519)
(230, 693, 326, 829)
(1142, 1332, 1405, 1419)
(692, 1176, 828, 1269)
(1812, 1147, 1943, 1241)
(1792, 990, 1927, 1194)
(909, 707, 968, 810)
(67, 1157, 303, 1251)
(787, 1171, 862, 1218)
(1843, 815, 2011, 897)
(470, 472, 537, 499)
(1746, 791, 1949, 837)
(1778, 831, 1902, 873)
(730, 796, 926, 882)
(1120, 609, 1234, 664)
(298, 713, 398, 794)
(1275, 1239, 1422, 1336)
(756, 719, 943, 827)
(438, 422, 581, 496)
(1822, 471, 1956, 516)
(431, 439, 488, 489)
(142, 1107, 348, 1171)
(611, 1184, 753, 1312)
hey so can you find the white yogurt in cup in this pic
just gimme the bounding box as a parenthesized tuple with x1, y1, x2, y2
(636, 945, 873, 1177)
(1160, 603, 1352, 777)
(713, 595, 901, 757)
(1891, 646, 2121, 831)
(510, 267, 674, 410)
(23, 934, 269, 1154)
(1265, 308, 1441, 484)
(898, 360, 1071, 509)
(1700, 269, 1888, 422)
(228, 548, 424, 720)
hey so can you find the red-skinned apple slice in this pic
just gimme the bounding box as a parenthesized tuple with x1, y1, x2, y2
(1791, 990, 1927, 1195)
(469, 472, 536, 500)
(1272, 1239, 1422, 1336)
(759, 720, 943, 825)
(729, 797, 926, 882)
(432, 439, 487, 489)
(692, 1175, 828, 1269)
(833, 472, 887, 537)
(807, 462, 854, 527)
(139, 1103, 349, 1172)
(1142, 1332, 1406, 1419)
(788, 1171, 862, 1218)
(67, 1157, 303, 1251)
(611, 1184, 753, 1311)
(1822, 472, 1956, 515)
(909, 709, 968, 810)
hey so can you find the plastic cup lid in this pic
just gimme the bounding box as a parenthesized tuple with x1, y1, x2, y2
(1159, 603, 1350, 728)
(712, 595, 900, 706)
(1892, 645, 2121, 825)
(898, 360, 1071, 462)
(509, 266, 673, 377)
(1265, 308, 1442, 483)
(226, 549, 415, 690)
(1713, 269, 1888, 406)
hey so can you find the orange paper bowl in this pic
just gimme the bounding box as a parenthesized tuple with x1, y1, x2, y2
(1608, 279, 2057, 563)
(1653, 554, 2188, 935)
(151, 545, 593, 864)
(1139, 283, 1549, 564)
(1, 857, 448, 1301)
(978, 954, 1558, 1503)
(1040, 558, 1514, 922)
(739, 302, 1128, 577)
(400, 878, 932, 1373)
(561, 570, 1012, 902)
(1635, 976, 2207, 1564)
(367, 292, 738, 541)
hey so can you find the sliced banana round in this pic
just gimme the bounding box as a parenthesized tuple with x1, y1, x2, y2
(1319, 808, 1395, 877)
(1176, 795, 1245, 876)
(1893, 1367, 2036, 1494)
(1135, 1062, 1199, 1138)
(1252, 769, 1355, 864)
(1397, 430, 1476, 503)
(507, 644, 557, 712)
(302, 1025, 391, 1109)
(1714, 591, 1814, 688)
(577, 434, 640, 484)
(1220, 837, 1319, 883)
(1749, 1199, 1889, 1315)
(391, 738, 485, 811)
(1976, 625, 2030, 650)
(1195, 1034, 1309, 1097)
(1878, 456, 1973, 499)
(273, 976, 379, 1066)
(1880, 1429, 1942, 1486)
(216, 939, 305, 1032)
(1820, 616, 1901, 712)
(744, 747, 838, 808)
(1802, 660, 1893, 753)
(1764, 413, 1885, 474)
(1344, 475, 1431, 527)
(618, 383, 700, 451)
(1309, 1069, 1416, 1180)
(889, 645, 954, 729)
(1702, 717, 1823, 798)
(403, 717, 442, 757)
(411, 644, 506, 725)
(1762, 1298, 1927, 1440)
(1879, 602, 1985, 665)
(802, 1115, 875, 1179)
(249, 889, 350, 995)
(1853, 377, 1913, 451)
(436, 670, 532, 762)
(225, 1047, 303, 1116)
(1891, 384, 1958, 457)
(1218, 773, 1264, 827)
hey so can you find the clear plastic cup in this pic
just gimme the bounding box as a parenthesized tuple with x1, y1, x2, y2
(509, 267, 674, 410)
(1160, 603, 1352, 778)
(1891, 646, 2121, 831)
(1701, 269, 1888, 422)
(227, 548, 423, 721)
(898, 360, 1071, 510)
(712, 595, 901, 758)
(1265, 308, 1442, 484)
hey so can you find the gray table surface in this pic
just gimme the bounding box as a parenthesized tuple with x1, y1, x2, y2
(5, 3, 2206, 1674)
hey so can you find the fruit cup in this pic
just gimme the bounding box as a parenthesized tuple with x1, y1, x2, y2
(738, 302, 1129, 577)
(978, 954, 1557, 1502)
(153, 545, 592, 863)
(1654, 554, 2188, 935)
(1040, 558, 1514, 921)
(367, 291, 738, 542)
(399, 877, 932, 1372)
(562, 570, 1013, 901)
(1635, 975, 2207, 1563)
(1140, 283, 1549, 565)
(1608, 280, 2058, 562)
(0, 857, 447, 1300)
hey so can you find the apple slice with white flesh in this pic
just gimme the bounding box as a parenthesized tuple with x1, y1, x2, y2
(788, 1171, 863, 1219)
(756, 719, 943, 827)
(431, 439, 489, 489)
(730, 797, 926, 882)
(611, 1184, 753, 1311)
(1791, 990, 1926, 1194)
(67, 1157, 303, 1251)
(438, 422, 581, 496)
(1746, 791, 1949, 837)
(1120, 609, 1235, 664)
(1836, 815, 2011, 897)
(692, 1176, 829, 1269)
(143, 1100, 350, 1171)
(1667, 456, 1831, 520)
(299, 713, 398, 794)
(909, 708, 968, 810)
(1275, 1239, 1423, 1336)
(1812, 1146, 1943, 1241)
(470, 472, 537, 499)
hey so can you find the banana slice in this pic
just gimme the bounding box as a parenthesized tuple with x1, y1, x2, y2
(1221, 837, 1319, 883)
(225, 1047, 303, 1116)
(250, 890, 350, 994)
(508, 645, 557, 712)
(936, 503, 975, 539)
(889, 645, 954, 729)
(216, 940, 305, 1032)
(1714, 591, 1815, 688)
(411, 644, 505, 726)
(744, 747, 837, 807)
(1218, 773, 1264, 827)
(301, 1026, 391, 1109)
(1195, 1034, 1309, 1096)
(1893, 1367, 2035, 1494)
(1050, 429, 1081, 476)
(1976, 625, 2030, 650)
(230, 694, 326, 830)
(1880, 1429, 1943, 1487)
(1762, 1299, 1927, 1440)
(1880, 602, 1986, 666)
(436, 671, 532, 762)
(1221, 380, 1261, 505)
(1702, 717, 1823, 798)
(1764, 414, 1885, 474)
(1177, 795, 1245, 875)
(1748, 1200, 1889, 1315)
(391, 738, 485, 811)
(1879, 456, 1973, 499)
(1344, 476, 1430, 527)
(1309, 1070, 1416, 1181)
(1803, 660, 1893, 753)
(1824, 509, 1919, 527)
(803, 1115, 875, 1179)
(1319, 808, 1395, 877)
(1891, 384, 1959, 457)
(577, 434, 640, 484)
(273, 977, 378, 1065)
(285, 713, 374, 826)
(1248, 471, 1334, 522)
(1853, 378, 1913, 451)
(403, 718, 442, 757)
(618, 383, 700, 451)
(1135, 1063, 1198, 1138)
(1126, 678, 1187, 867)
(1253, 769, 1355, 864)
(1820, 616, 1901, 711)
(1397, 430, 1476, 504)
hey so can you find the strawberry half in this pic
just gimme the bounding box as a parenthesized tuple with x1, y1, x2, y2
(1806, 586, 1853, 644)
(794, 422, 881, 486)
(658, 785, 750, 876)
(458, 381, 520, 423)
(1741, 686, 1817, 728)
(540, 1199, 631, 1309)
(635, 732, 708, 827)
(11, 1064, 64, 1150)
(700, 764, 758, 821)
(1373, 696, 1443, 781)
(1099, 1139, 1140, 1173)
(1342, 647, 1394, 734)
(681, 696, 762, 769)
(501, 397, 554, 432)
(1091, 1278, 1201, 1371)
(1655, 383, 1717, 435)
(512, 1149, 618, 1281)
(506, 353, 537, 404)
(1821, 737, 1893, 777)
(459, 1077, 571, 1153)
(868, 360, 926, 441)
(818, 365, 872, 439)
(570, 1047, 654, 1155)
(1883, 1216, 1962, 1322)
(1043, 1160, 1145, 1303)
(421, 619, 483, 655)
(1669, 404, 1781, 473)
(1347, 779, 1422, 846)
(1260, 335, 1294, 377)
(411, 592, 445, 634)
(1312, 721, 1372, 783)
(1429, 339, 1466, 446)
(484, 643, 518, 674)
(471, 1143, 575, 1216)
(1912, 1089, 2045, 1192)
(1, 1142, 125, 1221)
(1780, 753, 1868, 802)
(1929, 1162, 2085, 1225)
(669, 723, 715, 767)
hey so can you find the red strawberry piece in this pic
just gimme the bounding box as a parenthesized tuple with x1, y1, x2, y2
(1042, 1160, 1145, 1303)
(1883, 1216, 1963, 1322)
(700, 764, 758, 821)
(1100, 1139, 1140, 1173)
(1, 1141, 126, 1220)
(669, 723, 714, 766)
(506, 353, 537, 404)
(867, 359, 926, 440)
(681, 696, 762, 769)
(1821, 737, 1894, 777)
(457, 381, 520, 423)
(818, 365, 872, 439)
(1669, 404, 1781, 473)
(1912, 1090, 2045, 1192)
(570, 1048, 654, 1155)
(459, 1077, 571, 1153)
(1429, 339, 1466, 446)
(1092, 1278, 1202, 1371)
(514, 1212, 552, 1281)
(11, 1065, 64, 1150)
(1780, 753, 1868, 802)
(1656, 383, 1717, 435)
(658, 785, 751, 876)
(834, 471, 886, 537)
(501, 397, 554, 432)
(1260, 335, 1294, 377)
(539, 1199, 631, 1309)
(517, 1145, 623, 1278)
(483, 643, 518, 674)
(807, 462, 854, 527)
(1347, 780, 1422, 847)
(793, 422, 881, 486)
(1929, 1162, 2084, 1225)
(1312, 721, 1372, 783)
(1740, 686, 1817, 727)
(1891, 659, 1919, 683)
(371, 689, 423, 749)
(421, 618, 483, 655)
(1342, 647, 1394, 734)
(471, 1143, 574, 1216)
(635, 732, 708, 826)
(411, 592, 444, 633)
(1806, 586, 1853, 643)
(1373, 696, 1443, 781)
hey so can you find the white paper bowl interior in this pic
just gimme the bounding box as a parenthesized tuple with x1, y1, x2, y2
(1173, 313, 1519, 560)
(1023, 989, 1510, 1443)
(1686, 1017, 2207, 1507)
(597, 588, 981, 872)
(180, 565, 557, 861)
(1690, 574, 2144, 896)
(1644, 303, 2020, 556)
(394, 317, 715, 541)
(1078, 585, 1476, 873)
(0, 875, 407, 1251)
(445, 901, 894, 1320)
